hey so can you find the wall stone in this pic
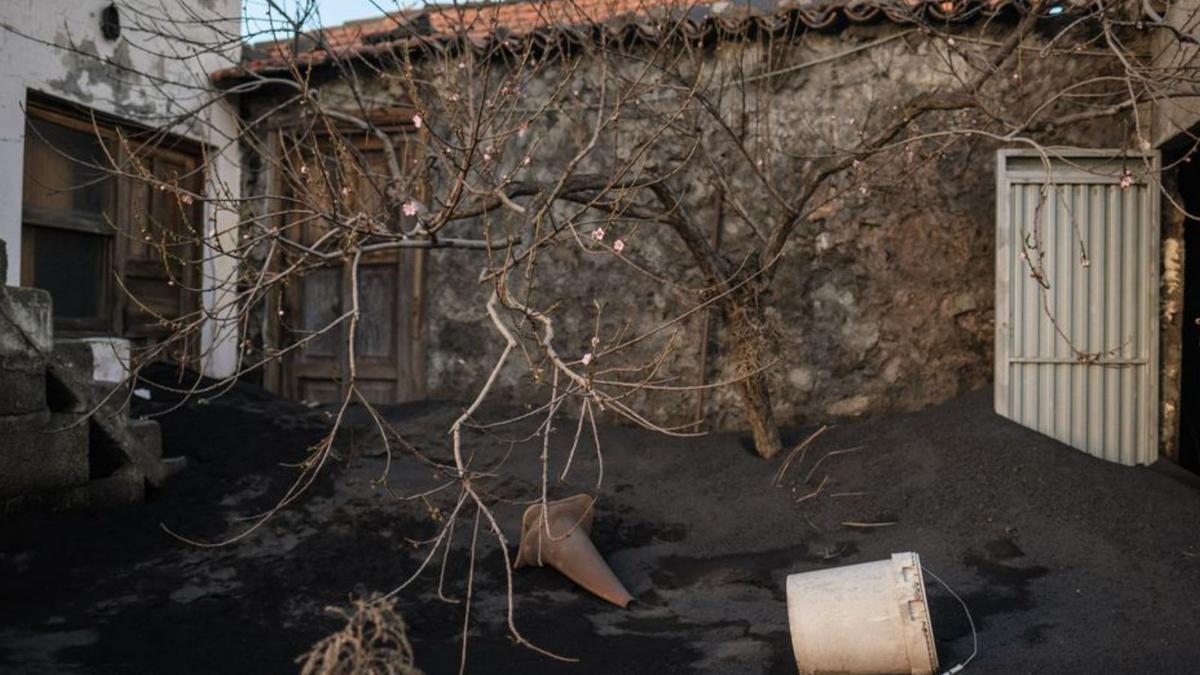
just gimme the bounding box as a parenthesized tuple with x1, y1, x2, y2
(243, 21, 1135, 432)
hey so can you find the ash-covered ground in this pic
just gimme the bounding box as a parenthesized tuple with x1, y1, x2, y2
(2, 369, 1198, 674)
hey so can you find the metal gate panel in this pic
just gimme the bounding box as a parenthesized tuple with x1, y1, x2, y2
(995, 149, 1160, 465)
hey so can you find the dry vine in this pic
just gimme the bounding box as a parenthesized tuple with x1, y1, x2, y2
(297, 595, 421, 675)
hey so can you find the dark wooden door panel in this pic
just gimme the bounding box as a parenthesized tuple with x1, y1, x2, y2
(299, 267, 344, 358)
(279, 136, 425, 405)
(120, 152, 202, 353)
(354, 265, 397, 360)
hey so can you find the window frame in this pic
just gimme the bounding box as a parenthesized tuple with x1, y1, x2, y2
(21, 104, 121, 333)
(20, 94, 207, 340)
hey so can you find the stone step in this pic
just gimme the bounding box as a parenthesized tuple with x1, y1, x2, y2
(160, 456, 187, 480)
(0, 283, 51, 418)
(43, 351, 163, 487)
(129, 418, 163, 460)
(0, 352, 46, 416)
(0, 465, 144, 516)
(0, 409, 50, 429)
(49, 338, 132, 416)
(0, 412, 89, 499)
(82, 465, 145, 508)
(0, 286, 52, 355)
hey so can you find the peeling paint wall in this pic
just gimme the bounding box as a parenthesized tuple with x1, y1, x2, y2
(0, 0, 242, 377)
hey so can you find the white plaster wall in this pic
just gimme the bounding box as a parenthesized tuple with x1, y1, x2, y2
(0, 0, 241, 378)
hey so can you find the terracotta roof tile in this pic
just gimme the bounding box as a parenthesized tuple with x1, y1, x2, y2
(216, 0, 1034, 82)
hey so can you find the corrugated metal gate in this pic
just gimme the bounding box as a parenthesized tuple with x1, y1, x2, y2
(995, 150, 1160, 466)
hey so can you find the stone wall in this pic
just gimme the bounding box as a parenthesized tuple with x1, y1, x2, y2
(242, 20, 1135, 431)
(418, 25, 1131, 430)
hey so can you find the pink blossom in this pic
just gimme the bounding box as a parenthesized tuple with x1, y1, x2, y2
(581, 353, 593, 366)
(402, 200, 419, 217)
(411, 113, 423, 129)
(592, 227, 606, 242)
(613, 239, 626, 253)
(1119, 169, 1133, 189)
(518, 123, 529, 139)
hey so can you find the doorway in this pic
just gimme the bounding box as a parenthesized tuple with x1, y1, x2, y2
(273, 127, 427, 405)
(994, 150, 1160, 466)
(1179, 158, 1200, 472)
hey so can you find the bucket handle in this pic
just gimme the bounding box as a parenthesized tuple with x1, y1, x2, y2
(922, 565, 978, 675)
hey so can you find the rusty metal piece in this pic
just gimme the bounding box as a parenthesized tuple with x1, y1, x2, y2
(516, 494, 633, 608)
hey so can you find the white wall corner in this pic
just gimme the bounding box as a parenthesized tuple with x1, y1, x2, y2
(0, 80, 27, 285)
(199, 96, 242, 380)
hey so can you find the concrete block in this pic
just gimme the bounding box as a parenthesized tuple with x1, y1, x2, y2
(0, 287, 52, 354)
(1, 486, 90, 516)
(0, 465, 144, 516)
(83, 465, 145, 507)
(160, 456, 188, 481)
(0, 409, 50, 432)
(49, 339, 131, 415)
(0, 413, 89, 498)
(53, 337, 131, 384)
(49, 339, 93, 383)
(129, 418, 162, 460)
(87, 416, 132, 478)
(0, 353, 47, 415)
(44, 357, 164, 487)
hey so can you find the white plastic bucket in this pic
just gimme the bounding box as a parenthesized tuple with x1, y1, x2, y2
(786, 552, 938, 675)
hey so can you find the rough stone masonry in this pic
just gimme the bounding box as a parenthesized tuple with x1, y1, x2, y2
(238, 19, 1134, 432)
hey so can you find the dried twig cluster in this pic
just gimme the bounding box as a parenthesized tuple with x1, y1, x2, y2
(297, 596, 421, 675)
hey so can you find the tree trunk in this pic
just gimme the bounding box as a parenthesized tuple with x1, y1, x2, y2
(724, 292, 782, 459)
(735, 362, 782, 459)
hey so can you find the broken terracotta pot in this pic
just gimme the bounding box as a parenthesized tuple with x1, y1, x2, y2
(516, 494, 634, 608)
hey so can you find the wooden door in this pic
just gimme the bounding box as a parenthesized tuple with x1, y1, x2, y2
(282, 136, 425, 405)
(995, 149, 1160, 465)
(119, 148, 203, 362)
